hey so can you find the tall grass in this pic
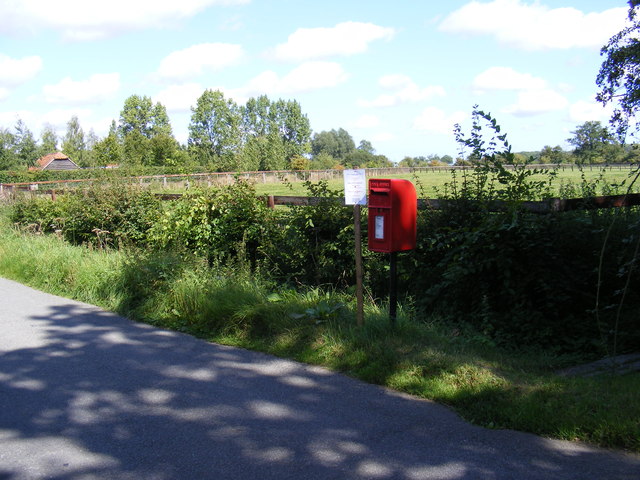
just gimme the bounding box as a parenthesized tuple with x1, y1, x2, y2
(0, 206, 638, 453)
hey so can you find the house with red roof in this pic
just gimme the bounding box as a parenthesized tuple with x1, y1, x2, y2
(30, 152, 79, 171)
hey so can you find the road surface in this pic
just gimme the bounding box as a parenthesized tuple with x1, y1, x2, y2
(1, 277, 638, 479)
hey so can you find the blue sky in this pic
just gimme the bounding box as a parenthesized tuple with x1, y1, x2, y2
(0, 0, 630, 162)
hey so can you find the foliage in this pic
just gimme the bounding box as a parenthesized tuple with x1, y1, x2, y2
(597, 0, 640, 139)
(265, 180, 357, 287)
(311, 128, 355, 161)
(399, 154, 453, 167)
(452, 106, 555, 202)
(62, 115, 86, 166)
(188, 89, 242, 170)
(10, 184, 161, 248)
(407, 107, 640, 354)
(240, 95, 311, 171)
(93, 120, 123, 166)
(148, 180, 274, 267)
(39, 124, 59, 157)
(119, 95, 178, 167)
(567, 121, 624, 164)
(13, 119, 37, 168)
(119, 95, 172, 139)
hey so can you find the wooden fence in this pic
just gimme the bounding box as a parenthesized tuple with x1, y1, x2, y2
(3, 165, 640, 214)
(152, 192, 640, 214)
(1, 164, 637, 195)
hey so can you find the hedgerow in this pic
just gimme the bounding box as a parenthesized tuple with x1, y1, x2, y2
(8, 108, 640, 355)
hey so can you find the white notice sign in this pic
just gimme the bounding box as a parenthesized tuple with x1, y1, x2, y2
(343, 169, 367, 205)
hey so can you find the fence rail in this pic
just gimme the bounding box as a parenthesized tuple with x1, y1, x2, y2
(5, 187, 640, 214)
(265, 193, 640, 213)
(1, 163, 638, 193)
(3, 165, 640, 214)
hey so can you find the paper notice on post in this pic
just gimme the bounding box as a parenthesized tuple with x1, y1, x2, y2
(343, 169, 367, 205)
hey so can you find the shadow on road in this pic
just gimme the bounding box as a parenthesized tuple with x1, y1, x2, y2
(1, 298, 639, 479)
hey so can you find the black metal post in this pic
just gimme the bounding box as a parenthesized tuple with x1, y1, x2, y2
(389, 251, 397, 325)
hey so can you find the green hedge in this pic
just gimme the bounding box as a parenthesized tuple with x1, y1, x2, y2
(9, 178, 640, 355)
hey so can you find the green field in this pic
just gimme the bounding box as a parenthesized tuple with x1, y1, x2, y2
(246, 166, 640, 197)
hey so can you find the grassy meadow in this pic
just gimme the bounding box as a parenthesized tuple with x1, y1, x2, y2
(139, 165, 640, 197)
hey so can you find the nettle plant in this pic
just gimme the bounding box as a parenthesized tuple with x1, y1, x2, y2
(449, 106, 556, 203)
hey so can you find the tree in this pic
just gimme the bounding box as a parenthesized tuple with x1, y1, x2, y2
(398, 154, 449, 167)
(241, 95, 311, 171)
(118, 95, 177, 166)
(0, 128, 17, 169)
(39, 124, 58, 155)
(13, 119, 37, 167)
(119, 95, 171, 139)
(357, 139, 375, 155)
(567, 121, 623, 163)
(62, 116, 86, 166)
(93, 121, 123, 166)
(539, 145, 569, 164)
(597, 0, 640, 138)
(241, 95, 286, 171)
(309, 151, 337, 170)
(275, 98, 311, 163)
(311, 128, 355, 162)
(189, 89, 242, 170)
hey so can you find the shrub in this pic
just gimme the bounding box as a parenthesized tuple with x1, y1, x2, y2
(148, 180, 275, 267)
(265, 180, 357, 287)
(10, 183, 161, 247)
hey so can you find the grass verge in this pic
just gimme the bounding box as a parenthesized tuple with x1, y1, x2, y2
(0, 206, 638, 453)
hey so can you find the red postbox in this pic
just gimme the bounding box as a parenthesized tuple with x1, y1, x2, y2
(367, 178, 417, 253)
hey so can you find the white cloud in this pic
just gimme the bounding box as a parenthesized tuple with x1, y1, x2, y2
(439, 0, 627, 50)
(157, 43, 244, 81)
(281, 62, 349, 92)
(272, 22, 395, 62)
(0, 88, 9, 102)
(237, 62, 349, 97)
(371, 132, 395, 143)
(353, 115, 381, 129)
(0, 108, 104, 136)
(569, 100, 613, 124)
(0, 0, 250, 41)
(0, 111, 36, 128)
(0, 54, 43, 87)
(413, 107, 467, 135)
(503, 89, 569, 116)
(359, 74, 445, 108)
(39, 108, 94, 130)
(42, 73, 120, 105)
(154, 83, 203, 112)
(472, 66, 547, 92)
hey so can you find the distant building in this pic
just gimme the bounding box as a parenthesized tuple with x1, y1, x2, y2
(30, 152, 79, 171)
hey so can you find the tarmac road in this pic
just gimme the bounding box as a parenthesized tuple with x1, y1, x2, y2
(1, 276, 639, 480)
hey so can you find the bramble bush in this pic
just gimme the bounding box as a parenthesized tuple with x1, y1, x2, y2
(10, 183, 161, 248)
(148, 180, 274, 268)
(406, 107, 640, 354)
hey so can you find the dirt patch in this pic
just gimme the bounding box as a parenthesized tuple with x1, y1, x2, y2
(557, 353, 640, 377)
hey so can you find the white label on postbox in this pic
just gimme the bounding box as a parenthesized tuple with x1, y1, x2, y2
(375, 215, 384, 239)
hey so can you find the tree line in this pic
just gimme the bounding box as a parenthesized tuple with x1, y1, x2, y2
(0, 90, 393, 172)
(2, 88, 640, 173)
(398, 120, 640, 167)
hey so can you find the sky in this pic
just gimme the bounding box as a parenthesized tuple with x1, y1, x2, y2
(0, 0, 632, 163)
